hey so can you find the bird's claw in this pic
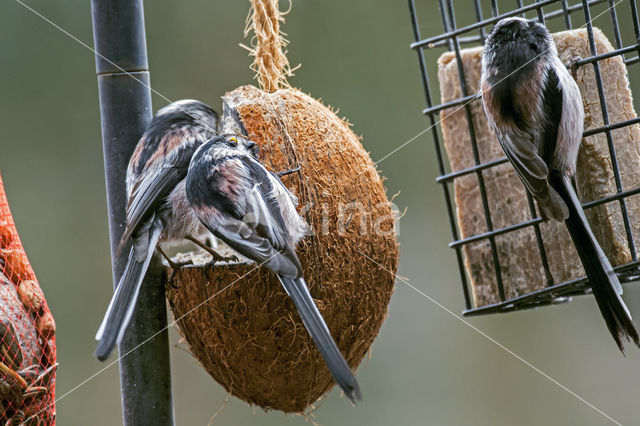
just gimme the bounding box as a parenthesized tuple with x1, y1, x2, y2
(565, 56, 583, 79)
(166, 259, 194, 288)
(167, 273, 179, 289)
(276, 165, 301, 177)
(208, 252, 239, 264)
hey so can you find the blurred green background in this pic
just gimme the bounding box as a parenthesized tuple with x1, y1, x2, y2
(1, 1, 640, 425)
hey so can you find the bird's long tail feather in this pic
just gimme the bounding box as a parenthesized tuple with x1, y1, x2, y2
(552, 173, 640, 352)
(278, 275, 362, 403)
(94, 225, 162, 361)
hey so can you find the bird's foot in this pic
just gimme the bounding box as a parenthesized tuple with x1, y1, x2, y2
(157, 246, 191, 288)
(276, 165, 301, 178)
(538, 210, 551, 222)
(185, 235, 238, 264)
(166, 259, 194, 289)
(565, 56, 583, 79)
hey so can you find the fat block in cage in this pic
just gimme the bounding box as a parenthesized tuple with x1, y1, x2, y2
(437, 28, 640, 307)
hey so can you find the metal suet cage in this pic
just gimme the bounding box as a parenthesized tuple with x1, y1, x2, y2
(408, 0, 640, 316)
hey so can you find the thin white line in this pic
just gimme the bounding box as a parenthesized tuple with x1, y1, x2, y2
(13, 0, 626, 422)
(16, 0, 621, 174)
(14, 0, 218, 133)
(10, 0, 261, 415)
(40, 255, 273, 415)
(359, 0, 623, 176)
(357, 249, 622, 426)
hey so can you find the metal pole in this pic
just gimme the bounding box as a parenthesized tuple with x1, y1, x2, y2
(91, 1, 175, 424)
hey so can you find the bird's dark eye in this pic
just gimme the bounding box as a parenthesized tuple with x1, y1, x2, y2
(227, 137, 238, 147)
(530, 42, 538, 52)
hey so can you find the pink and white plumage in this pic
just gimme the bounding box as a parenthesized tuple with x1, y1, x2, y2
(95, 100, 238, 360)
(481, 17, 639, 351)
(186, 135, 361, 404)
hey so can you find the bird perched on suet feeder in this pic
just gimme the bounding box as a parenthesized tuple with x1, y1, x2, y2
(480, 17, 639, 351)
(436, 19, 640, 335)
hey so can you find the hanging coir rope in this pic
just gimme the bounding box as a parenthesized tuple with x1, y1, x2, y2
(242, 0, 295, 92)
(166, 0, 399, 413)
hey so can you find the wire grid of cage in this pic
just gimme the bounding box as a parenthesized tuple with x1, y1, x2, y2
(0, 175, 56, 424)
(408, 0, 640, 316)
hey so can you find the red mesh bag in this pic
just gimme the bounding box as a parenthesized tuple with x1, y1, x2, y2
(0, 174, 56, 424)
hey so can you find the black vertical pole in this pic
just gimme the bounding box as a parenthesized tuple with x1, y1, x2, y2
(91, 1, 175, 425)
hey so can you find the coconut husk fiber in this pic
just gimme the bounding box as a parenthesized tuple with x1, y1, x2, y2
(437, 28, 640, 308)
(166, 85, 399, 412)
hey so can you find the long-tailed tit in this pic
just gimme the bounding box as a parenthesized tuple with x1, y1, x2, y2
(481, 17, 639, 351)
(185, 135, 362, 404)
(94, 100, 252, 361)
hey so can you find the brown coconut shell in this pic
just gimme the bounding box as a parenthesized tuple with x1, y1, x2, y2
(166, 85, 398, 412)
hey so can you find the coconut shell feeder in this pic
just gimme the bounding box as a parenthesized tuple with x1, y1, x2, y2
(166, 0, 398, 413)
(409, 0, 640, 315)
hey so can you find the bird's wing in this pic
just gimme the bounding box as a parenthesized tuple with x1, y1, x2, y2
(493, 66, 565, 198)
(499, 130, 549, 198)
(539, 66, 563, 166)
(243, 157, 293, 249)
(213, 219, 300, 278)
(191, 156, 301, 277)
(497, 66, 570, 220)
(116, 143, 195, 255)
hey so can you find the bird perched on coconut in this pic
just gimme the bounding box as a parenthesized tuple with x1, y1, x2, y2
(185, 134, 362, 403)
(94, 100, 251, 360)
